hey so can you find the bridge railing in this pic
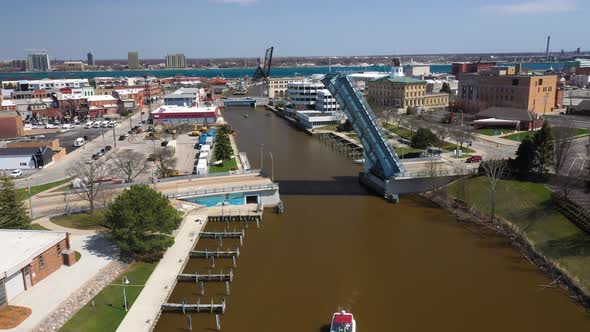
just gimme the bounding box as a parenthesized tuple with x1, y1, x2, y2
(167, 182, 279, 199)
(395, 168, 476, 179)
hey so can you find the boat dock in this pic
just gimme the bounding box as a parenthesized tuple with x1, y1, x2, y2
(177, 270, 234, 283)
(238, 152, 251, 171)
(190, 248, 240, 258)
(161, 298, 226, 314)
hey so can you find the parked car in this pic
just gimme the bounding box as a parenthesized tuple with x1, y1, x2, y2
(10, 169, 22, 178)
(84, 122, 93, 129)
(92, 122, 102, 128)
(118, 133, 130, 141)
(45, 123, 57, 129)
(95, 149, 105, 157)
(73, 137, 85, 147)
(466, 155, 483, 163)
(91, 154, 100, 160)
(104, 145, 112, 152)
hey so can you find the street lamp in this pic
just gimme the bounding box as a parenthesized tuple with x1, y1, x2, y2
(269, 152, 274, 181)
(122, 276, 130, 312)
(259, 144, 264, 170)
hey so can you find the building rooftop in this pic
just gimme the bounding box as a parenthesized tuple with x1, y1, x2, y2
(385, 77, 425, 84)
(0, 147, 51, 156)
(0, 229, 67, 278)
(87, 95, 117, 102)
(477, 107, 534, 121)
(151, 104, 217, 114)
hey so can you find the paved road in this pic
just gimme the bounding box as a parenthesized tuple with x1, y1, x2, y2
(15, 110, 153, 189)
(563, 136, 590, 178)
(546, 114, 590, 130)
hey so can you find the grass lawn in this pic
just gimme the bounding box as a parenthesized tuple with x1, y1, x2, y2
(16, 178, 71, 201)
(504, 127, 590, 142)
(346, 133, 359, 141)
(383, 123, 413, 139)
(476, 128, 516, 136)
(59, 263, 156, 332)
(449, 177, 590, 294)
(30, 223, 49, 230)
(317, 124, 338, 131)
(209, 158, 238, 173)
(395, 147, 423, 158)
(440, 142, 476, 153)
(50, 211, 106, 230)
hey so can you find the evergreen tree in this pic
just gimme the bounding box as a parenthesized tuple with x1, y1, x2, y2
(513, 136, 537, 178)
(411, 128, 439, 149)
(214, 133, 233, 164)
(532, 123, 554, 176)
(103, 185, 181, 262)
(0, 176, 31, 229)
(440, 82, 452, 94)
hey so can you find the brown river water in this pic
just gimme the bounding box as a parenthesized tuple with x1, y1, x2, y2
(154, 107, 589, 332)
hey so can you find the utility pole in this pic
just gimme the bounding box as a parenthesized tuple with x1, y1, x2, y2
(269, 152, 274, 181)
(113, 125, 117, 148)
(259, 144, 264, 170)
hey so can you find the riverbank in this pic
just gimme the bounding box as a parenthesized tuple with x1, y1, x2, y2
(424, 178, 590, 310)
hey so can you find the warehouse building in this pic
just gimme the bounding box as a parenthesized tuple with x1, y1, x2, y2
(0, 147, 53, 170)
(0, 230, 76, 308)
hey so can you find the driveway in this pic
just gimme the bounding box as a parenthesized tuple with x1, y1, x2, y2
(7, 222, 115, 331)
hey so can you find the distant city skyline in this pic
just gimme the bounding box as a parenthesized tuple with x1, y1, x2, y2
(0, 0, 588, 60)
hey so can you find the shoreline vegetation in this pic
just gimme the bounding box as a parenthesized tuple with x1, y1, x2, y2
(423, 179, 590, 311)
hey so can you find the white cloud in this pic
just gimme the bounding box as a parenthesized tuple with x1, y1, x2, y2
(481, 0, 576, 15)
(210, 0, 258, 4)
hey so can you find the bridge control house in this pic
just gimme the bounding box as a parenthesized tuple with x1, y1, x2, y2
(149, 104, 219, 125)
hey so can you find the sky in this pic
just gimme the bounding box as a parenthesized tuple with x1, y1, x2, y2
(0, 0, 587, 60)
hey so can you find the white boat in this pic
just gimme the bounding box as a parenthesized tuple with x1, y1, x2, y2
(353, 159, 365, 164)
(330, 310, 356, 332)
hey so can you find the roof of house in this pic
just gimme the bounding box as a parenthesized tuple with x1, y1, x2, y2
(477, 107, 534, 121)
(374, 76, 425, 84)
(0, 146, 51, 156)
(87, 95, 117, 102)
(0, 229, 67, 277)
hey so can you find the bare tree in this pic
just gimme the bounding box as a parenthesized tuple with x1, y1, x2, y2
(67, 158, 111, 214)
(391, 112, 403, 128)
(404, 116, 419, 135)
(431, 125, 450, 147)
(152, 148, 177, 178)
(111, 149, 148, 183)
(480, 158, 510, 222)
(552, 123, 576, 175)
(450, 124, 473, 155)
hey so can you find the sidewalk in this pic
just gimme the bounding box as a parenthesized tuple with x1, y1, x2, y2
(472, 132, 520, 147)
(115, 206, 208, 332)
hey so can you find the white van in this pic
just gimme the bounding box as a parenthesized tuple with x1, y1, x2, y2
(73, 137, 85, 147)
(62, 123, 72, 129)
(92, 122, 102, 128)
(101, 121, 110, 128)
(84, 122, 93, 129)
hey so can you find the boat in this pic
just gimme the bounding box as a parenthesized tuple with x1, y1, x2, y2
(330, 310, 356, 332)
(353, 159, 365, 164)
(243, 113, 249, 118)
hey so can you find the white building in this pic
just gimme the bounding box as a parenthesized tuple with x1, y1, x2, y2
(11, 79, 90, 91)
(166, 54, 186, 68)
(150, 104, 219, 125)
(295, 111, 341, 129)
(316, 89, 341, 112)
(287, 80, 325, 110)
(0, 147, 53, 170)
(27, 51, 51, 72)
(571, 75, 590, 88)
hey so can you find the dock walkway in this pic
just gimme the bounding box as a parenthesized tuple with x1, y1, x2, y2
(115, 208, 207, 332)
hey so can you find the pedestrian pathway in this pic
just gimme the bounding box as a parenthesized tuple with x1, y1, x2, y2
(115, 206, 207, 332)
(34, 216, 97, 236)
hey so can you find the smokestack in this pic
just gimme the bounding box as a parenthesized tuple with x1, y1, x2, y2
(545, 35, 550, 61)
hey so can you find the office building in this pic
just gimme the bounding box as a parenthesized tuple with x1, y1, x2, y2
(456, 66, 558, 113)
(87, 51, 95, 66)
(268, 77, 299, 99)
(452, 62, 496, 77)
(150, 104, 219, 124)
(27, 51, 51, 72)
(128, 52, 140, 69)
(367, 61, 449, 111)
(166, 54, 186, 68)
(287, 80, 325, 110)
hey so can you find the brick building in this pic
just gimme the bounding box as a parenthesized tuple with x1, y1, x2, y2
(0, 230, 76, 308)
(452, 62, 496, 77)
(456, 68, 558, 114)
(0, 111, 25, 138)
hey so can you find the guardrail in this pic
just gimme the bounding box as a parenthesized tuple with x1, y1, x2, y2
(395, 168, 475, 179)
(167, 183, 279, 199)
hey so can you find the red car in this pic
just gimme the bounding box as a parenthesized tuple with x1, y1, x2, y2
(466, 155, 483, 163)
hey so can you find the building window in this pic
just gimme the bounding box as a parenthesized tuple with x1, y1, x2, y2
(39, 255, 45, 269)
(538, 79, 543, 86)
(57, 243, 62, 256)
(512, 79, 519, 86)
